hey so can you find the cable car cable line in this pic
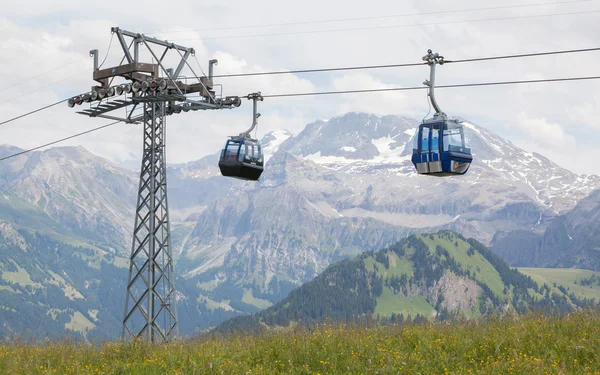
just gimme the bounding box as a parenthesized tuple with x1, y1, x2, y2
(1, 74, 599, 129)
(0, 99, 69, 127)
(177, 9, 600, 41)
(0, 60, 81, 93)
(2, 46, 598, 105)
(178, 47, 600, 79)
(448, 47, 600, 64)
(258, 75, 600, 98)
(2, 73, 599, 163)
(2, 46, 600, 129)
(153, 0, 595, 34)
(0, 120, 122, 162)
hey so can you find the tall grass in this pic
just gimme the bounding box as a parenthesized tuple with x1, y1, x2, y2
(0, 310, 598, 374)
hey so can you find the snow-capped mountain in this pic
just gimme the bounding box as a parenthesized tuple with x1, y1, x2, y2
(279, 113, 598, 215)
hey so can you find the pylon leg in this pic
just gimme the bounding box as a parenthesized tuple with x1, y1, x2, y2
(122, 98, 177, 342)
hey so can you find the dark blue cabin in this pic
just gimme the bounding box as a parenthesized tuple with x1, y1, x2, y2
(411, 117, 472, 176)
(218, 137, 264, 181)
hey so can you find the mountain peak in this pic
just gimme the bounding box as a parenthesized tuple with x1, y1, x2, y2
(279, 113, 418, 168)
(0, 144, 24, 159)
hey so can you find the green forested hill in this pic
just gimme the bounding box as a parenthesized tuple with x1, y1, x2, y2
(216, 231, 600, 333)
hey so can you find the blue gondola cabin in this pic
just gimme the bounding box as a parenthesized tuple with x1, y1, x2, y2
(411, 117, 472, 176)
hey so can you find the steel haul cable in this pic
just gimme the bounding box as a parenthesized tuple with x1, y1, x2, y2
(155, 0, 595, 34)
(1, 74, 599, 163)
(0, 121, 122, 162)
(261, 75, 600, 98)
(1, 46, 600, 147)
(178, 47, 600, 79)
(0, 99, 69, 127)
(178, 9, 600, 41)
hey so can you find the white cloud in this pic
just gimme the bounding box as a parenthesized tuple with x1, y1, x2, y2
(516, 114, 576, 150)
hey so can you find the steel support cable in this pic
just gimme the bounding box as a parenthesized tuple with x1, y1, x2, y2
(0, 61, 80, 93)
(449, 47, 600, 63)
(0, 27, 116, 94)
(154, 0, 596, 34)
(0, 99, 69, 127)
(1, 47, 599, 129)
(187, 47, 600, 78)
(1, 75, 599, 164)
(0, 42, 119, 104)
(177, 9, 600, 41)
(0, 71, 88, 106)
(0, 120, 122, 162)
(258, 75, 600, 98)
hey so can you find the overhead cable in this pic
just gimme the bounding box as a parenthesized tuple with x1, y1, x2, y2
(0, 99, 69, 127)
(201, 47, 600, 78)
(0, 61, 80, 93)
(449, 47, 600, 63)
(155, 0, 595, 34)
(0, 120, 122, 162)
(1, 74, 598, 163)
(260, 75, 600, 98)
(179, 9, 600, 41)
(0, 71, 87, 106)
(2, 47, 600, 127)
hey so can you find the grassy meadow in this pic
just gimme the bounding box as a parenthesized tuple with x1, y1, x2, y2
(518, 268, 600, 301)
(0, 310, 598, 374)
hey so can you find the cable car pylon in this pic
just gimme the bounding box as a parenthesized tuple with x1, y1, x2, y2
(67, 27, 249, 342)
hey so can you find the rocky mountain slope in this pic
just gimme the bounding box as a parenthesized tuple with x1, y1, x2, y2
(215, 231, 600, 333)
(0, 146, 137, 251)
(493, 189, 600, 271)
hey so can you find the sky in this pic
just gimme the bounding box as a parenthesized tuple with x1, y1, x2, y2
(1, 0, 599, 174)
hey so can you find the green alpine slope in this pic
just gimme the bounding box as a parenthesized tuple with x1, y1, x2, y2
(216, 231, 600, 333)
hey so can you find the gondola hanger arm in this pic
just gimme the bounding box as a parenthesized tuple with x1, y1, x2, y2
(239, 92, 264, 138)
(422, 49, 446, 118)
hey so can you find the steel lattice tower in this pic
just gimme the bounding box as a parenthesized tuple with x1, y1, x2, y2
(68, 27, 243, 342)
(122, 99, 176, 340)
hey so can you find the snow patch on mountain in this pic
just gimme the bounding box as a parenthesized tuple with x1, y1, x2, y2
(262, 130, 293, 163)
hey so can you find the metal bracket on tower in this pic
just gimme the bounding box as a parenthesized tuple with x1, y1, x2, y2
(67, 27, 243, 124)
(422, 49, 447, 118)
(208, 59, 218, 80)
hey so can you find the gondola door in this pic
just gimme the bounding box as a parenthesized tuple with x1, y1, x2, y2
(416, 124, 442, 174)
(428, 124, 442, 173)
(416, 125, 429, 174)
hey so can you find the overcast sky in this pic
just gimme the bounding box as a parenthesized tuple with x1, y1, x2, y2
(1, 0, 599, 173)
